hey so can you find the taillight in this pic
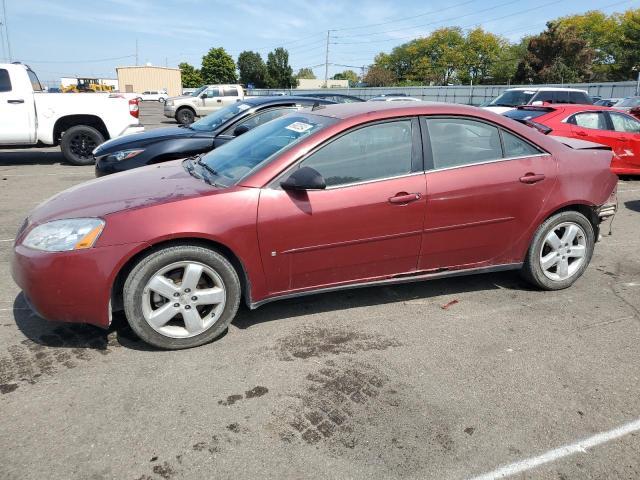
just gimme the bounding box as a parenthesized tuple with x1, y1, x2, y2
(129, 99, 139, 118)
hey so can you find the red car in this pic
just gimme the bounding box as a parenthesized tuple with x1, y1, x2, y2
(11, 103, 618, 349)
(504, 104, 640, 176)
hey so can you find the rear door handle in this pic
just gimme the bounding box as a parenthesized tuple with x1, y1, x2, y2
(575, 130, 588, 136)
(389, 192, 421, 204)
(520, 173, 546, 184)
(617, 136, 628, 141)
(7, 99, 24, 104)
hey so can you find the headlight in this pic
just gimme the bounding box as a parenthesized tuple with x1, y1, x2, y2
(23, 218, 105, 252)
(166, 100, 173, 106)
(111, 149, 144, 161)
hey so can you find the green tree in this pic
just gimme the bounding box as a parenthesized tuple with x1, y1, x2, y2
(266, 48, 297, 88)
(201, 47, 237, 84)
(332, 70, 359, 85)
(178, 62, 203, 88)
(488, 40, 528, 84)
(237, 51, 267, 87)
(362, 65, 396, 87)
(619, 9, 640, 80)
(459, 28, 505, 84)
(296, 68, 316, 79)
(514, 22, 595, 83)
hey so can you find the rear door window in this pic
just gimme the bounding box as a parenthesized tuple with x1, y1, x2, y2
(426, 118, 503, 169)
(223, 87, 238, 97)
(0, 69, 11, 92)
(569, 92, 591, 104)
(569, 112, 608, 130)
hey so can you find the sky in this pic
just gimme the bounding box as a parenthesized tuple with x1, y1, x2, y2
(1, 0, 637, 85)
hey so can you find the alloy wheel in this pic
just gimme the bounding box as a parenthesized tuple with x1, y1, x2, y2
(539, 222, 587, 281)
(141, 261, 226, 338)
(69, 133, 97, 160)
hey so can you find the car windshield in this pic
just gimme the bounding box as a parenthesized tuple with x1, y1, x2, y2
(615, 97, 640, 107)
(190, 102, 253, 132)
(488, 90, 536, 107)
(199, 113, 337, 187)
(189, 86, 207, 97)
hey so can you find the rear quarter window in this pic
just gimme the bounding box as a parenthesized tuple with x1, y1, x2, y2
(0, 69, 11, 92)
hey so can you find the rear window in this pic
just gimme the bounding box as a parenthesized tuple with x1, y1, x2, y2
(569, 92, 592, 104)
(223, 87, 238, 97)
(503, 109, 549, 121)
(0, 69, 11, 92)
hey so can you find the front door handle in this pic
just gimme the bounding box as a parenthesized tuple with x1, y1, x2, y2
(389, 192, 421, 204)
(7, 99, 24, 104)
(520, 173, 546, 184)
(575, 130, 588, 136)
(217, 99, 222, 103)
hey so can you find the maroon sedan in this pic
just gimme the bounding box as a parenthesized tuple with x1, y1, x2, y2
(12, 103, 618, 349)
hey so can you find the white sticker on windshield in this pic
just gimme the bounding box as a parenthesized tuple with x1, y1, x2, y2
(523, 91, 536, 94)
(237, 104, 250, 111)
(285, 121, 314, 133)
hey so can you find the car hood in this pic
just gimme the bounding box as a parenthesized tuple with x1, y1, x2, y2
(482, 106, 515, 114)
(27, 160, 215, 225)
(94, 126, 208, 154)
(168, 95, 195, 102)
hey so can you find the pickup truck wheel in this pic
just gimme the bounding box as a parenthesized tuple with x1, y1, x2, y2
(158, 98, 166, 104)
(176, 107, 195, 125)
(60, 125, 104, 166)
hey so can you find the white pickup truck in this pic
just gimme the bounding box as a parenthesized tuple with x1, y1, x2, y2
(0, 63, 143, 165)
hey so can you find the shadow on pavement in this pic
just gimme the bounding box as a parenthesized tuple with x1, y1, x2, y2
(0, 150, 65, 167)
(233, 269, 528, 329)
(625, 200, 640, 213)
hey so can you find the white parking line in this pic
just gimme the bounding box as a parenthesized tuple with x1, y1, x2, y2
(0, 239, 14, 242)
(468, 418, 640, 480)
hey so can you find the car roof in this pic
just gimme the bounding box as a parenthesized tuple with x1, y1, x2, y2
(307, 101, 479, 119)
(506, 87, 589, 93)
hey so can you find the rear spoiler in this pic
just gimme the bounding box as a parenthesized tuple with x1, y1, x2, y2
(551, 136, 612, 151)
(510, 118, 553, 135)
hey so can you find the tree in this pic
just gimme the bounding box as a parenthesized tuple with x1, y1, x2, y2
(237, 51, 267, 88)
(296, 68, 316, 80)
(619, 9, 640, 80)
(201, 47, 237, 84)
(266, 48, 297, 88)
(179, 62, 203, 88)
(514, 22, 595, 83)
(362, 65, 396, 87)
(459, 28, 505, 84)
(332, 70, 359, 85)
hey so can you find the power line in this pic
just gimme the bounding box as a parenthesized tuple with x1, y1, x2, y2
(21, 54, 136, 64)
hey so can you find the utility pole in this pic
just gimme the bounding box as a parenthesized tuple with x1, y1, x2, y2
(135, 38, 139, 66)
(323, 30, 331, 88)
(0, 21, 6, 62)
(2, 0, 12, 62)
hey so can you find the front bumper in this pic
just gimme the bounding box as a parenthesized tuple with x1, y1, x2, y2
(94, 153, 149, 177)
(164, 105, 177, 118)
(11, 241, 147, 328)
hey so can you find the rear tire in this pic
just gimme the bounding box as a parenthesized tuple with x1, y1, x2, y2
(521, 211, 595, 290)
(60, 125, 104, 166)
(123, 245, 241, 350)
(158, 98, 166, 104)
(176, 107, 195, 125)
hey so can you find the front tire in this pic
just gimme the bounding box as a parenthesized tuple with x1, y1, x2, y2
(158, 97, 166, 104)
(521, 211, 595, 290)
(60, 125, 104, 166)
(176, 107, 195, 125)
(123, 246, 241, 349)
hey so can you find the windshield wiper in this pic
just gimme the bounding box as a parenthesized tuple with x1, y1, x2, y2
(193, 156, 224, 187)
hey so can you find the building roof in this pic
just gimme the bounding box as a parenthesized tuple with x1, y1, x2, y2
(116, 65, 180, 71)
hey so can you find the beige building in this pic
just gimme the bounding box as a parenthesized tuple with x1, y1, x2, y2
(297, 78, 349, 89)
(116, 65, 182, 96)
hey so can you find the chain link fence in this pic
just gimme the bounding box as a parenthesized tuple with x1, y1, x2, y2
(248, 81, 638, 105)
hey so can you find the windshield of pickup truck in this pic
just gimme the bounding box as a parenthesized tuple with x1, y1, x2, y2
(197, 114, 337, 187)
(190, 102, 252, 132)
(488, 90, 535, 107)
(189, 86, 207, 97)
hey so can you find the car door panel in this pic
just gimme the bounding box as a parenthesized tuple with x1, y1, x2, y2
(419, 117, 557, 270)
(257, 175, 427, 293)
(607, 112, 640, 172)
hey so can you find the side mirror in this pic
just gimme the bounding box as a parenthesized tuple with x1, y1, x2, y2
(233, 125, 250, 137)
(200, 93, 207, 99)
(280, 166, 326, 191)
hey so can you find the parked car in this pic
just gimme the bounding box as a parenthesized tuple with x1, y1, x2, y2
(483, 87, 592, 114)
(12, 102, 617, 349)
(164, 84, 245, 124)
(136, 90, 168, 103)
(93, 96, 334, 176)
(612, 96, 640, 112)
(301, 93, 364, 103)
(503, 104, 640, 176)
(369, 96, 421, 102)
(594, 98, 622, 107)
(0, 63, 142, 165)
